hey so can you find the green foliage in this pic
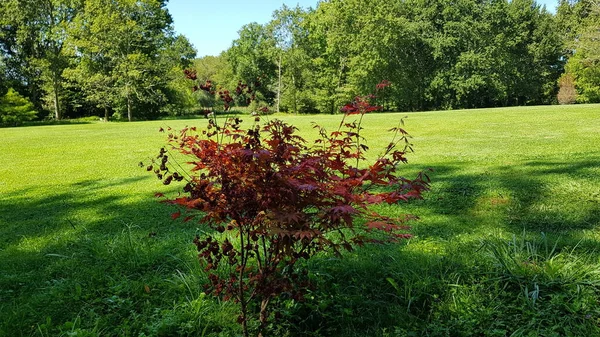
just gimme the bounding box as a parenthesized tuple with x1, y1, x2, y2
(1, 0, 195, 122)
(65, 0, 184, 121)
(0, 0, 587, 117)
(0, 88, 37, 126)
(558, 0, 600, 103)
(0, 0, 82, 120)
(227, 23, 277, 105)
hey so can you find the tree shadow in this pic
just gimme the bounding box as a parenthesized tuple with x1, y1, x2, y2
(0, 177, 151, 247)
(395, 164, 490, 239)
(402, 156, 600, 241)
(287, 156, 600, 335)
(497, 159, 600, 233)
(0, 177, 206, 336)
(2, 153, 599, 335)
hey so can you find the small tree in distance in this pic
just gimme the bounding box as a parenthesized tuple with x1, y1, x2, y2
(0, 88, 38, 126)
(146, 80, 429, 337)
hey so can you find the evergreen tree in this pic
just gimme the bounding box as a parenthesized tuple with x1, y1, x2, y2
(0, 88, 37, 126)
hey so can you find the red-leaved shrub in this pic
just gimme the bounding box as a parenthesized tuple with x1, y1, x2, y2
(146, 81, 429, 337)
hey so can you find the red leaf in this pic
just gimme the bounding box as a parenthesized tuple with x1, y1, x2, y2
(330, 205, 357, 214)
(365, 221, 396, 232)
(171, 211, 181, 220)
(294, 230, 315, 240)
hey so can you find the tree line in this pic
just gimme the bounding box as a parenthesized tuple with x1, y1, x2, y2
(203, 0, 600, 114)
(1, 0, 599, 122)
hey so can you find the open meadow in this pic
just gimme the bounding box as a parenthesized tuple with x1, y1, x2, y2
(1, 104, 600, 336)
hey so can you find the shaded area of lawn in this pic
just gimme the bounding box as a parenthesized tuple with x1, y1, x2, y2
(3, 154, 598, 336)
(0, 178, 239, 336)
(409, 155, 600, 235)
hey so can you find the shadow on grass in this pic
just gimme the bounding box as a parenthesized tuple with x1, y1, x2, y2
(507, 156, 598, 226)
(269, 244, 462, 337)
(524, 157, 600, 177)
(0, 177, 149, 247)
(0, 177, 220, 336)
(405, 156, 600, 239)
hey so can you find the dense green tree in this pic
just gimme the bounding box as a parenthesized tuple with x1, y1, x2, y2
(188, 55, 231, 109)
(0, 0, 580, 118)
(194, 55, 229, 83)
(300, 0, 354, 114)
(0, 88, 37, 125)
(250, 0, 559, 113)
(268, 5, 313, 113)
(0, 57, 7, 94)
(0, 0, 82, 119)
(227, 23, 278, 105)
(65, 0, 176, 121)
(559, 0, 600, 102)
(334, 0, 434, 111)
(416, 0, 561, 109)
(160, 35, 198, 116)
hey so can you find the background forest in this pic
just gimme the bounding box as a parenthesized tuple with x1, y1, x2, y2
(1, 0, 599, 122)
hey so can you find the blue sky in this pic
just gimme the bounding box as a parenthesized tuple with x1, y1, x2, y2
(166, 0, 559, 58)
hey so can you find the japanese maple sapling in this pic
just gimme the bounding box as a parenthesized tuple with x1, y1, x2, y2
(146, 80, 429, 337)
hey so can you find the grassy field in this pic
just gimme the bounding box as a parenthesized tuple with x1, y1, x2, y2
(1, 104, 599, 336)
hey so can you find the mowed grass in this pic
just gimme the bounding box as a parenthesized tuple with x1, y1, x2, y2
(1, 104, 599, 336)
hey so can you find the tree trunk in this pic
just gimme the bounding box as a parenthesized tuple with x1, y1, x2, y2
(292, 74, 297, 114)
(276, 55, 282, 113)
(53, 78, 61, 120)
(127, 86, 132, 122)
(104, 107, 109, 121)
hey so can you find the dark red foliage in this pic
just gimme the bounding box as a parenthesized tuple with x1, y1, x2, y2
(184, 69, 197, 80)
(199, 80, 213, 92)
(340, 95, 382, 115)
(376, 79, 391, 90)
(184, 68, 259, 116)
(145, 80, 429, 337)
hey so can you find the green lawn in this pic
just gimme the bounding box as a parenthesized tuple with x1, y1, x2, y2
(1, 104, 599, 336)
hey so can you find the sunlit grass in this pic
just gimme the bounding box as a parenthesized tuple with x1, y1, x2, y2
(1, 104, 599, 336)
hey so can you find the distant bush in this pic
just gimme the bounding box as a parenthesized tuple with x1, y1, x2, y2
(557, 74, 578, 105)
(0, 88, 38, 126)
